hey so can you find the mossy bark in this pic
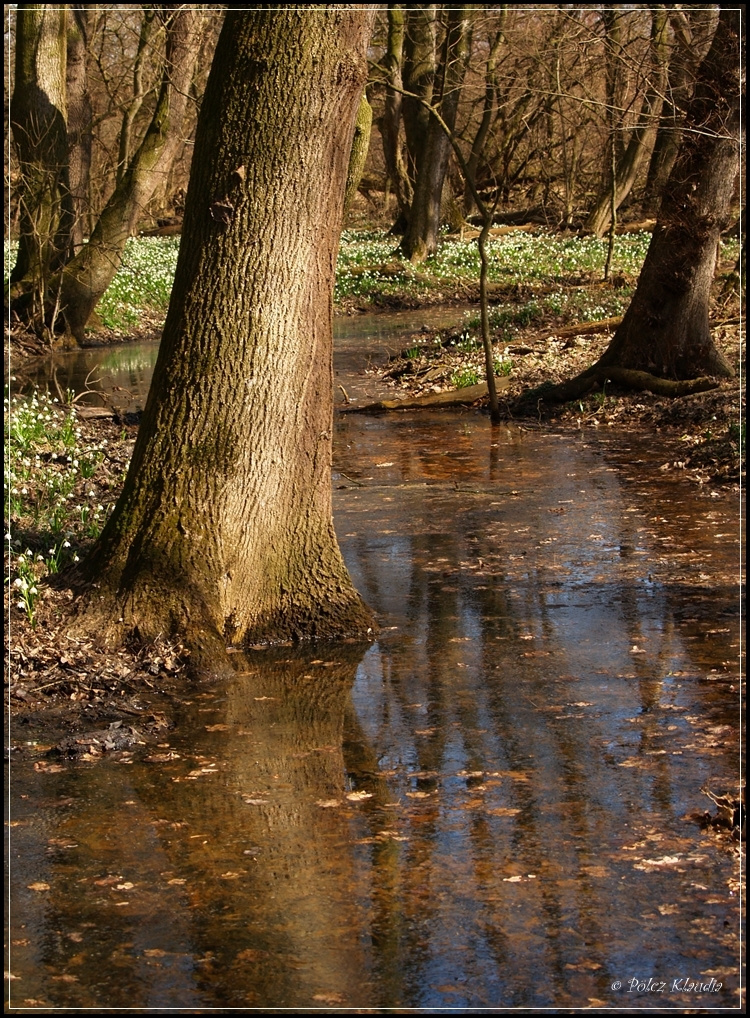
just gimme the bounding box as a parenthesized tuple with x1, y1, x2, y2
(76, 10, 376, 675)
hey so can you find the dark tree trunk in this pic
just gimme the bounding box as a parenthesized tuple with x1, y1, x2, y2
(591, 7, 741, 381)
(401, 4, 436, 188)
(401, 6, 470, 262)
(75, 9, 376, 676)
(9, 6, 74, 310)
(380, 6, 412, 230)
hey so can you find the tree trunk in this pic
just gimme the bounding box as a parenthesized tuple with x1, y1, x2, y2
(8, 6, 74, 313)
(588, 8, 740, 381)
(642, 6, 718, 214)
(75, 9, 376, 675)
(585, 8, 670, 237)
(380, 6, 412, 229)
(401, 4, 436, 187)
(401, 6, 470, 263)
(344, 92, 373, 214)
(65, 6, 93, 252)
(58, 7, 202, 343)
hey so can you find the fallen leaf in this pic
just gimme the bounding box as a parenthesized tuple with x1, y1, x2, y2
(27, 882, 50, 892)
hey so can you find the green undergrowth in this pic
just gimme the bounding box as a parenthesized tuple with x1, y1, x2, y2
(6, 229, 739, 330)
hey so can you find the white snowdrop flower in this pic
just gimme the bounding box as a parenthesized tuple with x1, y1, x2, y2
(13, 578, 24, 588)
(63, 541, 70, 548)
(17, 601, 26, 611)
(73, 554, 80, 563)
(29, 586, 38, 595)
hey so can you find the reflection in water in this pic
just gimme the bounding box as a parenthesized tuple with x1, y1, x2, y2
(6, 317, 741, 1010)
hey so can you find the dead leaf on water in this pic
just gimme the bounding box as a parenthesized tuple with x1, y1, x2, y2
(346, 790, 373, 801)
(315, 799, 341, 808)
(27, 882, 51, 892)
(205, 724, 230, 732)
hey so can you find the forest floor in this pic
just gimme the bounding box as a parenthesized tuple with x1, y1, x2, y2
(5, 232, 745, 775)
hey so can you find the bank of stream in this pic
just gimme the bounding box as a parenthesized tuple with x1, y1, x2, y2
(5, 310, 744, 1011)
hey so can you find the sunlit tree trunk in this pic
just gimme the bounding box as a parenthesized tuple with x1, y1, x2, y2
(344, 92, 373, 214)
(58, 7, 202, 343)
(65, 6, 93, 252)
(76, 9, 376, 675)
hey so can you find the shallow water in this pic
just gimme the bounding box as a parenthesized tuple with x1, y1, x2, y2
(6, 313, 743, 1011)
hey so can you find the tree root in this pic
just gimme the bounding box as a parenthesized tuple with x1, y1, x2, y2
(522, 365, 720, 405)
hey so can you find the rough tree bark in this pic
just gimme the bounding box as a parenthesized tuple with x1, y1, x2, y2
(74, 9, 376, 676)
(536, 7, 740, 403)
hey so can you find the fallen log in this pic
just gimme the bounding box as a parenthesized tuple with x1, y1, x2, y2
(341, 378, 509, 413)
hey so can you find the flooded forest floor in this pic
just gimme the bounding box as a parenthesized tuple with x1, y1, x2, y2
(5, 261, 745, 1010)
(5, 272, 744, 733)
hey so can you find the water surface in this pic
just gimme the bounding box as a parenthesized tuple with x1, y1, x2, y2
(6, 312, 742, 1011)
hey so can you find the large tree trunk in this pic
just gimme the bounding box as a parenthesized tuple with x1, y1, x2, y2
(400, 6, 470, 262)
(8, 6, 74, 314)
(75, 9, 376, 676)
(574, 8, 741, 388)
(58, 7, 202, 343)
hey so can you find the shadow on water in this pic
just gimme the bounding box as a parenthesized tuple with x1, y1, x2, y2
(6, 312, 742, 1010)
